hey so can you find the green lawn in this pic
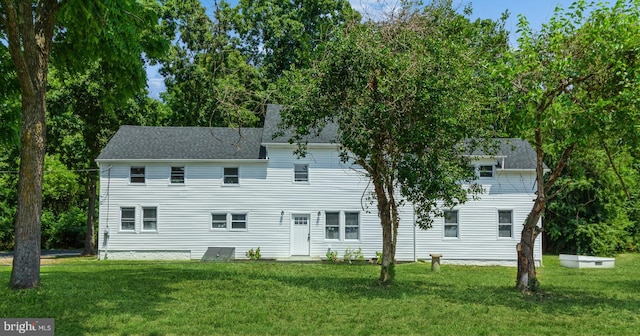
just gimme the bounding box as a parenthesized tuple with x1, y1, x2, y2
(1, 255, 639, 335)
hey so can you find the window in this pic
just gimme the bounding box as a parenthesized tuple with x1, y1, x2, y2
(130, 167, 145, 183)
(211, 213, 248, 230)
(498, 210, 513, 238)
(223, 167, 239, 184)
(121, 207, 135, 231)
(211, 214, 227, 229)
(345, 212, 360, 240)
(444, 210, 459, 238)
(142, 207, 157, 231)
(171, 166, 185, 184)
(294, 164, 308, 182)
(325, 212, 340, 239)
(479, 165, 494, 178)
(231, 214, 247, 230)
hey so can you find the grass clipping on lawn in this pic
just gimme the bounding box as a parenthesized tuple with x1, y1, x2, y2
(1, 254, 639, 335)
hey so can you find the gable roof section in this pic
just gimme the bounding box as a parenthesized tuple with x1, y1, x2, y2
(495, 138, 540, 170)
(262, 104, 338, 144)
(97, 105, 540, 170)
(97, 126, 265, 161)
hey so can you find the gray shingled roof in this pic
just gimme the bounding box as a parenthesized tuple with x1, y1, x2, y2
(97, 126, 265, 161)
(97, 105, 540, 170)
(494, 138, 541, 170)
(262, 104, 338, 144)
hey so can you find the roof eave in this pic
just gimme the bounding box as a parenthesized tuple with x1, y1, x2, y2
(96, 158, 268, 163)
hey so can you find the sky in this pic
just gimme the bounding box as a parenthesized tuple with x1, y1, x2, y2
(147, 0, 581, 99)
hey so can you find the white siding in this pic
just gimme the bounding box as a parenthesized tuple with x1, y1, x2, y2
(98, 145, 542, 264)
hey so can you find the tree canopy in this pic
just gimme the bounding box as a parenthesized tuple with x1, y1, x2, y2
(278, 1, 508, 283)
(503, 0, 640, 292)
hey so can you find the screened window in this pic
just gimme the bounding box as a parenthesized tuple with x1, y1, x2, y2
(231, 214, 247, 230)
(345, 212, 360, 240)
(121, 207, 135, 231)
(171, 166, 185, 184)
(294, 164, 309, 182)
(444, 210, 459, 238)
(479, 165, 494, 178)
(142, 207, 157, 231)
(130, 167, 145, 183)
(325, 212, 340, 240)
(498, 210, 513, 238)
(211, 214, 227, 229)
(223, 167, 239, 184)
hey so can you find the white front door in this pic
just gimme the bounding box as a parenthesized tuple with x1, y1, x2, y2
(292, 214, 310, 255)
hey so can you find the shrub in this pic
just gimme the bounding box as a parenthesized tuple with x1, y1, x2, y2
(41, 207, 86, 249)
(325, 249, 338, 262)
(246, 247, 261, 260)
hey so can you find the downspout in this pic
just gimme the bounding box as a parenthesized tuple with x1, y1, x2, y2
(100, 164, 112, 260)
(413, 203, 417, 262)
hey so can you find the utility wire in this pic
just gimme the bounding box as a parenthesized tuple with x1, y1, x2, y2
(0, 168, 100, 174)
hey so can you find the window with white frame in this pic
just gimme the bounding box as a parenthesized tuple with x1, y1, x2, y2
(121, 207, 136, 231)
(211, 212, 248, 230)
(231, 214, 247, 230)
(211, 214, 227, 229)
(171, 166, 185, 184)
(325, 212, 340, 239)
(130, 167, 145, 183)
(324, 211, 361, 241)
(444, 210, 459, 238)
(294, 164, 309, 182)
(142, 207, 157, 231)
(479, 165, 494, 178)
(223, 167, 239, 184)
(498, 210, 513, 238)
(345, 212, 360, 240)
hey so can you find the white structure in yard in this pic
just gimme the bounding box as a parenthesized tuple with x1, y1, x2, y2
(96, 105, 542, 265)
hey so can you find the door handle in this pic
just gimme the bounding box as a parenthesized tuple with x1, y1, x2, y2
(307, 233, 310, 241)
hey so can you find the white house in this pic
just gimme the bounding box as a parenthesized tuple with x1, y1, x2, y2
(96, 104, 542, 265)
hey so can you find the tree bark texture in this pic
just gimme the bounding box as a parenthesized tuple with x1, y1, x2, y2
(371, 164, 395, 284)
(516, 206, 543, 292)
(82, 174, 97, 256)
(3, 0, 59, 289)
(11, 96, 47, 289)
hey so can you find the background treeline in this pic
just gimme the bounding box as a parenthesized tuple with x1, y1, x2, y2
(0, 0, 638, 256)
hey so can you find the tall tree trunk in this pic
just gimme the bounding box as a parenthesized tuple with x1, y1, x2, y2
(373, 174, 394, 284)
(3, 0, 59, 289)
(10, 94, 46, 289)
(379, 207, 394, 284)
(82, 173, 97, 256)
(516, 203, 543, 292)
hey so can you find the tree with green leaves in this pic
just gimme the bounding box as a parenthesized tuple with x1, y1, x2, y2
(544, 142, 640, 256)
(234, 0, 360, 80)
(47, 63, 169, 257)
(504, 0, 640, 293)
(0, 0, 164, 289)
(278, 1, 507, 284)
(158, 0, 264, 127)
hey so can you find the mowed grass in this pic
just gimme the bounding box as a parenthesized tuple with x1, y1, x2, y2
(1, 255, 639, 335)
